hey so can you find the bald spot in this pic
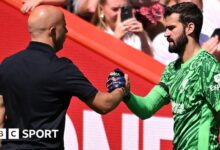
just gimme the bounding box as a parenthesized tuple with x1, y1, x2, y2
(28, 5, 64, 37)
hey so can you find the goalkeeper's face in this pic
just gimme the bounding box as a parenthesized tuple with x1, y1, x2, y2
(168, 30, 188, 54)
(164, 13, 188, 54)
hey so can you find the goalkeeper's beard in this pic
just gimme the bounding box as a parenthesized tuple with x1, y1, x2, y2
(168, 31, 188, 54)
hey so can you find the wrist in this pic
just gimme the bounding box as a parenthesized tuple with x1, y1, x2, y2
(121, 87, 131, 103)
(114, 33, 123, 39)
(116, 87, 130, 102)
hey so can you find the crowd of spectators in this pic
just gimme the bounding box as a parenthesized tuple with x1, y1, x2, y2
(21, 0, 220, 65)
(91, 0, 153, 55)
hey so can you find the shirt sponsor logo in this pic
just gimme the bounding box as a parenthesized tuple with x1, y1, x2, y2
(209, 84, 220, 91)
(214, 73, 220, 84)
(209, 74, 220, 91)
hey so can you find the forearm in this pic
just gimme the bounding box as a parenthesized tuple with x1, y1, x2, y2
(40, 0, 69, 6)
(75, 0, 99, 15)
(104, 88, 125, 113)
(87, 88, 125, 115)
(125, 85, 169, 119)
(138, 31, 153, 56)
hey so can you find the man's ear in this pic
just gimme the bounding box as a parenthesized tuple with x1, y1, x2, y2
(185, 22, 195, 35)
(49, 27, 56, 36)
(49, 27, 57, 43)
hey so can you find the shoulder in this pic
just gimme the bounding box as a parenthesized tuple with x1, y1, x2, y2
(1, 50, 26, 64)
(198, 50, 218, 64)
(56, 57, 78, 69)
(56, 57, 83, 75)
(57, 57, 73, 64)
(164, 60, 177, 72)
(196, 51, 220, 75)
(160, 61, 176, 81)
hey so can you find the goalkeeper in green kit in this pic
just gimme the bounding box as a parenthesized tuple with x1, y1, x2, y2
(107, 2, 220, 150)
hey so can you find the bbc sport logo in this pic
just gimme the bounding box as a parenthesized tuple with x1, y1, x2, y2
(0, 128, 59, 139)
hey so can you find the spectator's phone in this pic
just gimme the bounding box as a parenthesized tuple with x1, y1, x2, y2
(211, 28, 220, 40)
(121, 6, 133, 22)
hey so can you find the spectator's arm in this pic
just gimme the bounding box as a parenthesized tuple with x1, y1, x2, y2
(202, 36, 219, 54)
(202, 36, 220, 61)
(21, 0, 69, 13)
(138, 31, 154, 56)
(75, 0, 99, 16)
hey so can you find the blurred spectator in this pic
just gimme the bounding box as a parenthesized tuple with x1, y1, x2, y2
(20, 0, 98, 21)
(129, 0, 177, 40)
(75, 0, 164, 21)
(21, 0, 69, 13)
(128, 0, 179, 65)
(134, 2, 164, 29)
(178, 0, 202, 10)
(64, 0, 74, 12)
(91, 0, 153, 55)
(129, 0, 160, 7)
(74, 0, 99, 21)
(203, 29, 220, 61)
(202, 0, 220, 37)
(21, 0, 98, 22)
